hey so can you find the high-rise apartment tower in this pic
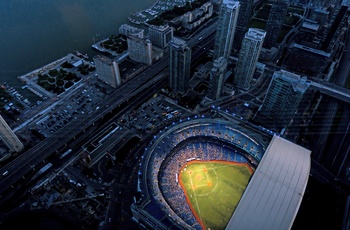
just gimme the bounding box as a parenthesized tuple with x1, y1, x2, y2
(233, 0, 254, 51)
(207, 57, 228, 100)
(263, 0, 289, 48)
(234, 28, 266, 89)
(213, 0, 240, 60)
(169, 38, 191, 94)
(258, 70, 310, 130)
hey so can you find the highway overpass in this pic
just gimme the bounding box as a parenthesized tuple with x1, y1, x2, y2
(0, 27, 216, 200)
(310, 81, 350, 103)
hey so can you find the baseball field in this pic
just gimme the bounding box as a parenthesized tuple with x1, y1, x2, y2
(179, 160, 253, 230)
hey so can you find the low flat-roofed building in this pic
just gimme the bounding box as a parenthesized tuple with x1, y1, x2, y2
(301, 21, 320, 33)
(226, 135, 311, 230)
(285, 43, 330, 76)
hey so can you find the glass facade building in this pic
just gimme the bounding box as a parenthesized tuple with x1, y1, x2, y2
(213, 0, 240, 60)
(169, 38, 191, 94)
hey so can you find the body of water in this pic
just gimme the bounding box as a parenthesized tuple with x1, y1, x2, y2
(0, 0, 156, 87)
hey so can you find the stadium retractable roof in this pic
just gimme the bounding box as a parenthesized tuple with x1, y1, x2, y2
(226, 135, 311, 230)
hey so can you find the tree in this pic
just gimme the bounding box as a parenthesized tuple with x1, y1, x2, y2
(48, 69, 58, 77)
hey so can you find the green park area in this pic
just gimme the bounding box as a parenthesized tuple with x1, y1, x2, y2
(100, 34, 128, 53)
(179, 161, 253, 230)
(37, 68, 81, 95)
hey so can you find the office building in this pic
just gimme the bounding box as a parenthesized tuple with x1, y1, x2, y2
(148, 25, 173, 49)
(234, 28, 266, 89)
(169, 38, 191, 94)
(181, 2, 214, 30)
(213, 0, 240, 60)
(119, 24, 144, 39)
(233, 0, 254, 51)
(207, 57, 228, 100)
(127, 37, 154, 66)
(258, 70, 310, 130)
(263, 0, 289, 49)
(93, 55, 121, 88)
(297, 20, 320, 48)
(285, 43, 330, 76)
(0, 115, 24, 153)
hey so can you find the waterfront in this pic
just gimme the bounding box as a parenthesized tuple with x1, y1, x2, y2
(0, 0, 156, 88)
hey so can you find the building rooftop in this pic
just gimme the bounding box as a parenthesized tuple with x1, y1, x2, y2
(226, 135, 311, 230)
(93, 55, 114, 65)
(223, 0, 240, 9)
(276, 70, 311, 93)
(301, 21, 320, 32)
(293, 43, 331, 57)
(169, 38, 188, 49)
(149, 24, 171, 31)
(245, 28, 266, 40)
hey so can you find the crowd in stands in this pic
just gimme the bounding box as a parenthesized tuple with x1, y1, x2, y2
(138, 119, 266, 230)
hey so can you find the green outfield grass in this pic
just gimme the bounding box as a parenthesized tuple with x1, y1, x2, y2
(179, 161, 253, 230)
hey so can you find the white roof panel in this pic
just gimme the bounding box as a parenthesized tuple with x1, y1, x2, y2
(226, 135, 311, 230)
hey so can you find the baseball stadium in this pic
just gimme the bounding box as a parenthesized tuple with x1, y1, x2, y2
(131, 115, 311, 230)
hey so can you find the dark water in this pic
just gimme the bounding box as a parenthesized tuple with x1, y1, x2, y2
(0, 0, 156, 86)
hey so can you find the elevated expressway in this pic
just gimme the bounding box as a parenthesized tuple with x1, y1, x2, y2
(310, 80, 350, 103)
(0, 24, 217, 200)
(0, 57, 168, 200)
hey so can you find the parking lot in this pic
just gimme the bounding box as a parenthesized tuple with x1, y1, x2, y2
(32, 77, 114, 138)
(125, 95, 189, 132)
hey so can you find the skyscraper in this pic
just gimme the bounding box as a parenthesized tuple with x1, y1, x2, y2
(148, 25, 173, 49)
(233, 0, 254, 51)
(0, 115, 24, 153)
(234, 28, 266, 89)
(93, 55, 121, 88)
(207, 57, 228, 100)
(169, 38, 191, 94)
(213, 0, 240, 60)
(263, 0, 289, 48)
(258, 70, 310, 130)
